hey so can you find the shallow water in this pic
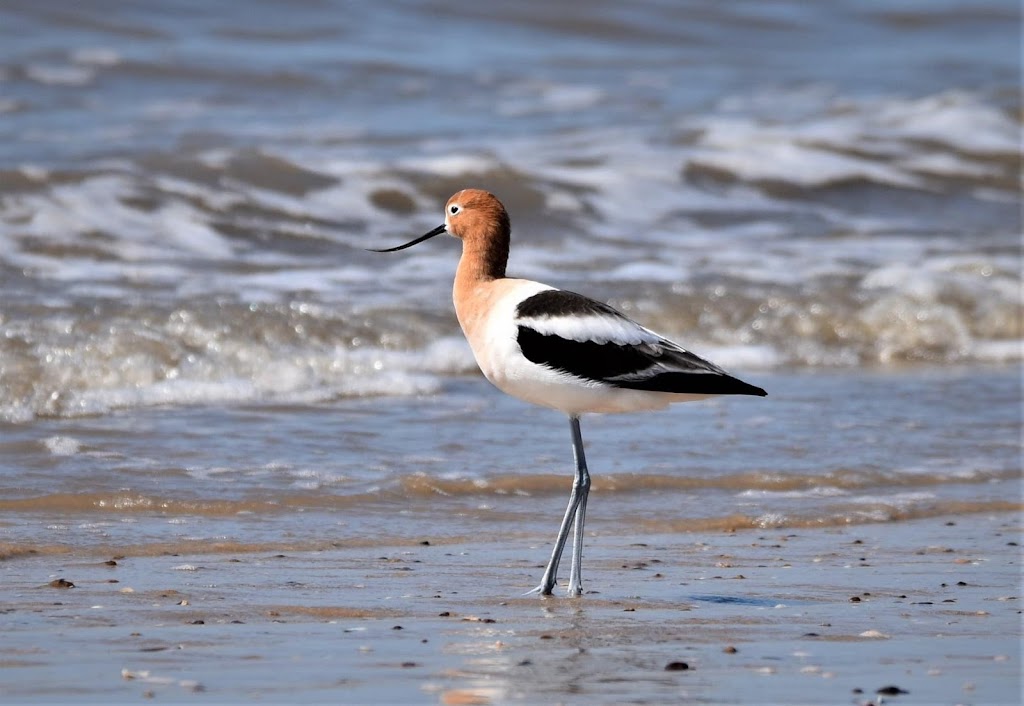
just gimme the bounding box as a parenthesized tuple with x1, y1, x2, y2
(1, 367, 1019, 564)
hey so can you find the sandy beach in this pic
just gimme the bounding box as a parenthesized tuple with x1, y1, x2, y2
(2, 512, 1019, 704)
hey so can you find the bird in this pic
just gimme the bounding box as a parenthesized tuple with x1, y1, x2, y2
(370, 188, 766, 596)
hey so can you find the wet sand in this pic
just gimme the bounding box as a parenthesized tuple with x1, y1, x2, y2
(2, 513, 1019, 704)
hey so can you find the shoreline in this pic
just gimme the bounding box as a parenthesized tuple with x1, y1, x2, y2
(2, 513, 1019, 704)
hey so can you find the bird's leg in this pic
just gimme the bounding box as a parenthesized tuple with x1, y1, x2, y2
(526, 415, 589, 597)
(527, 472, 581, 595)
(566, 416, 591, 596)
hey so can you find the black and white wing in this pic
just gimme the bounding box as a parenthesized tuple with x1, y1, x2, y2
(514, 289, 766, 397)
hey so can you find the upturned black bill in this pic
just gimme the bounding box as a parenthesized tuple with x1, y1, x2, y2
(366, 224, 447, 252)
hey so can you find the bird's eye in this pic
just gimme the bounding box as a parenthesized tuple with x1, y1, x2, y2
(449, 205, 460, 215)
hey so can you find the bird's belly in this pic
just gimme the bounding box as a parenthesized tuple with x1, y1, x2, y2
(477, 346, 706, 415)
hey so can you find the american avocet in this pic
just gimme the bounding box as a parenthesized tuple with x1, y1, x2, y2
(371, 189, 766, 596)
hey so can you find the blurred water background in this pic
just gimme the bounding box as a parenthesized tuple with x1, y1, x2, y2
(0, 1, 1019, 552)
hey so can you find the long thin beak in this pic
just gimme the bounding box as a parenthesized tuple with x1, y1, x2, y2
(366, 224, 447, 253)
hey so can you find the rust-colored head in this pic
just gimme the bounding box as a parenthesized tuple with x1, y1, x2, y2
(367, 189, 511, 279)
(441, 189, 510, 246)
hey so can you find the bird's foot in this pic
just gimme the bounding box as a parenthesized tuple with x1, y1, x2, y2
(524, 579, 556, 596)
(524, 581, 584, 597)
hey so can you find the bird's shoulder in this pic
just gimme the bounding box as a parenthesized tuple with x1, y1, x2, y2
(512, 287, 656, 346)
(514, 287, 617, 319)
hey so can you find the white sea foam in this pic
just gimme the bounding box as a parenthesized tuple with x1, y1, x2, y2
(0, 332, 474, 422)
(738, 487, 849, 499)
(690, 119, 924, 188)
(848, 491, 938, 508)
(869, 91, 1018, 156)
(69, 47, 122, 67)
(683, 89, 1019, 187)
(25, 64, 95, 86)
(397, 153, 500, 178)
(43, 436, 81, 456)
(497, 81, 605, 116)
(972, 340, 1024, 362)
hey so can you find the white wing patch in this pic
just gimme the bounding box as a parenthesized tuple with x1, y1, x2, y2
(518, 311, 660, 346)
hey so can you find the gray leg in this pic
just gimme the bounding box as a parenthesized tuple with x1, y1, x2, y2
(566, 416, 591, 596)
(527, 416, 590, 596)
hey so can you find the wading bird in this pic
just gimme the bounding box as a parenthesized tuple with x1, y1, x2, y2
(371, 189, 766, 596)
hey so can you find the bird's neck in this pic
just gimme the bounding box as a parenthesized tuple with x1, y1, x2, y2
(454, 230, 509, 288)
(453, 229, 509, 331)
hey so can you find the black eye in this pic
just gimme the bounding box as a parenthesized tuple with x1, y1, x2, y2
(449, 205, 460, 215)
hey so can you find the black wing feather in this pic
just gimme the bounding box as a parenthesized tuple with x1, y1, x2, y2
(515, 290, 766, 397)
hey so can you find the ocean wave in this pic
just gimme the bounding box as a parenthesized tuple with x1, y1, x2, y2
(684, 90, 1018, 190)
(0, 463, 1016, 514)
(0, 88, 1018, 419)
(2, 263, 1019, 422)
(0, 300, 472, 422)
